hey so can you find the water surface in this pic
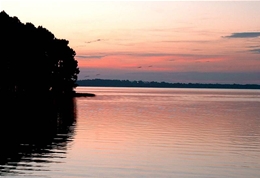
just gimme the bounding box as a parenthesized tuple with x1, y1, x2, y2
(1, 87, 260, 178)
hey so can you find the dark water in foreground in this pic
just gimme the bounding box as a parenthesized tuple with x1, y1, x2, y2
(1, 87, 260, 178)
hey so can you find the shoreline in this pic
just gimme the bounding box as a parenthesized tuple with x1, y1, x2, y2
(73, 92, 96, 97)
(77, 79, 260, 90)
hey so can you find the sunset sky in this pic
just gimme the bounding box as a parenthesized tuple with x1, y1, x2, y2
(1, 1, 260, 84)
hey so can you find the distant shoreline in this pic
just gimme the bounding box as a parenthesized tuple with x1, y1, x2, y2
(77, 79, 260, 89)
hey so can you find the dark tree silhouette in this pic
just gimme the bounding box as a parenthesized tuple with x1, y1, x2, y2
(0, 11, 82, 175)
(0, 11, 79, 97)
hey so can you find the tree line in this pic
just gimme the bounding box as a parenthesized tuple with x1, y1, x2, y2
(0, 11, 79, 97)
(77, 79, 260, 89)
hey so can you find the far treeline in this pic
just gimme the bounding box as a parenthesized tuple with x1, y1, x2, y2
(77, 79, 260, 89)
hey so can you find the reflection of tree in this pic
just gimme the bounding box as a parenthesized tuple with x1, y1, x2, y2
(0, 96, 76, 176)
(0, 9, 85, 176)
(0, 10, 81, 176)
(0, 11, 79, 96)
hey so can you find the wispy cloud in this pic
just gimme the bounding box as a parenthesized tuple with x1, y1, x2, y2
(161, 40, 211, 43)
(77, 52, 222, 59)
(224, 32, 260, 38)
(129, 53, 173, 57)
(249, 49, 260, 54)
(130, 52, 222, 60)
(85, 39, 103, 44)
(248, 45, 260, 49)
(76, 55, 105, 59)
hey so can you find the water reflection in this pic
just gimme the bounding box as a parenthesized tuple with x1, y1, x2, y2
(74, 87, 260, 178)
(0, 95, 76, 176)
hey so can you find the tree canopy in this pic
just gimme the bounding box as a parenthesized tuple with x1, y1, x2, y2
(0, 11, 79, 97)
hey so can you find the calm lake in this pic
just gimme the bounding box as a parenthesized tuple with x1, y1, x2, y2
(1, 87, 260, 178)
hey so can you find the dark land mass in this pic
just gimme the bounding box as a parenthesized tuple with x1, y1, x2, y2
(0, 11, 93, 174)
(0, 11, 95, 97)
(77, 79, 260, 89)
(0, 11, 79, 97)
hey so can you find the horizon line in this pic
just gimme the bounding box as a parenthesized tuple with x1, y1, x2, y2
(77, 78, 260, 86)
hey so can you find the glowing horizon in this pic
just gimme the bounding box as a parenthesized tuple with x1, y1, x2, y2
(1, 1, 260, 84)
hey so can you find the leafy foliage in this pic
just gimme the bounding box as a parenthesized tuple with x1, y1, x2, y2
(0, 11, 79, 96)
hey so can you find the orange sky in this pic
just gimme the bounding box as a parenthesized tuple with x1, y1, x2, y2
(1, 1, 260, 83)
